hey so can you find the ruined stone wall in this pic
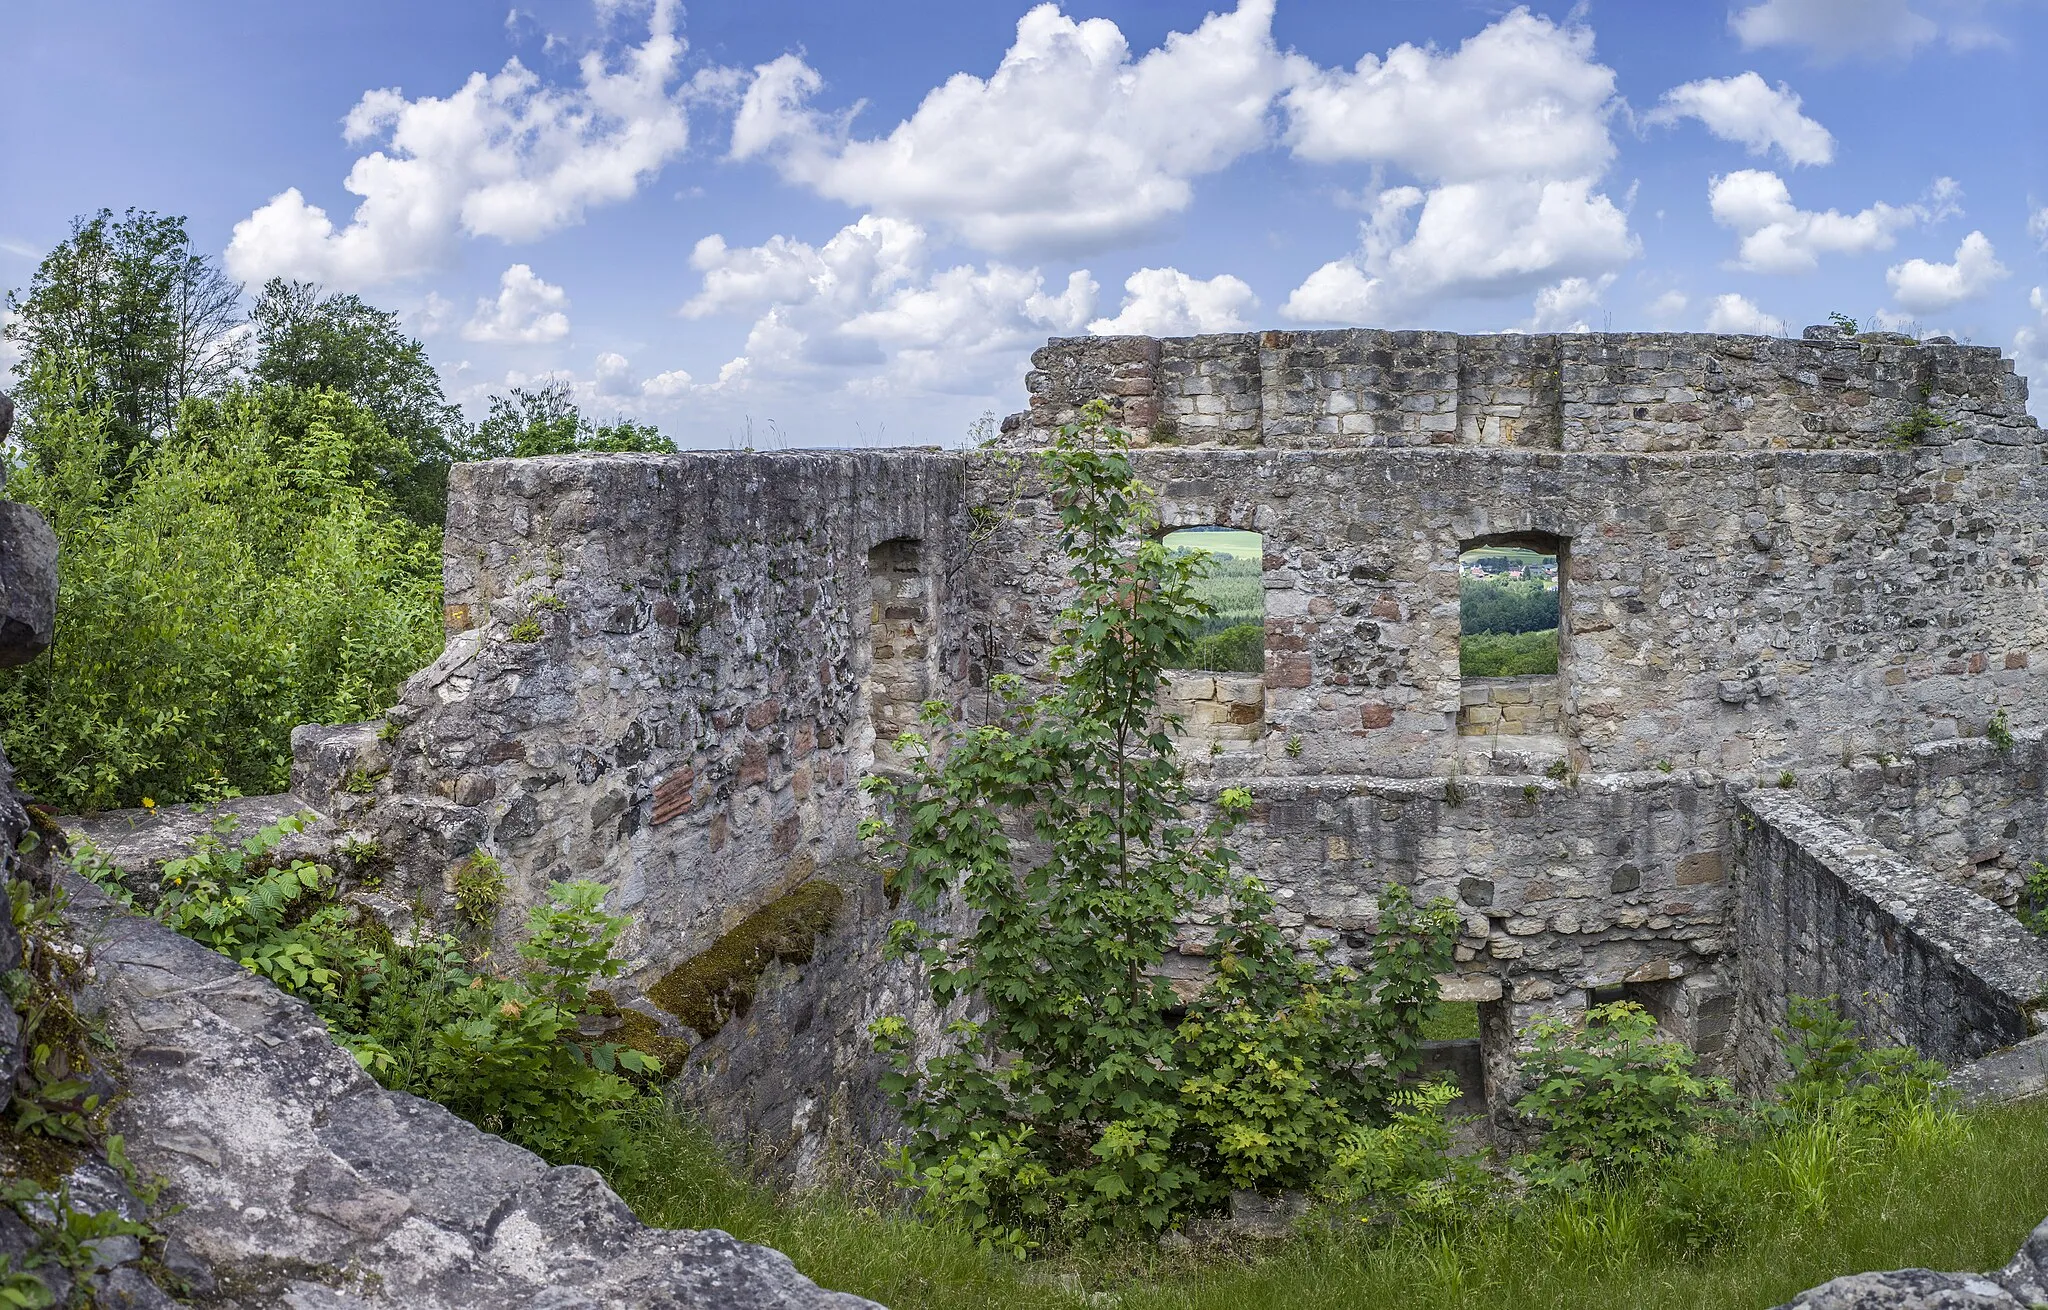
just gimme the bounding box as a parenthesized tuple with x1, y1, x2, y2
(320, 329, 2048, 1167)
(971, 438, 2047, 781)
(1732, 788, 2048, 1089)
(318, 451, 970, 1166)
(1006, 329, 2034, 454)
(1809, 728, 2048, 908)
(1457, 674, 1565, 738)
(1199, 771, 1736, 1068)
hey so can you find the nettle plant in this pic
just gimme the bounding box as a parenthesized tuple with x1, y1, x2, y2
(862, 401, 1458, 1252)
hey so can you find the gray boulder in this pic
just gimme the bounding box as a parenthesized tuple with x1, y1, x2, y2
(64, 875, 880, 1309)
(1775, 1216, 2048, 1309)
(0, 499, 56, 666)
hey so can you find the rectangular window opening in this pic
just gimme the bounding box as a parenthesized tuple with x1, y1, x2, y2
(1159, 527, 1265, 753)
(1457, 534, 1567, 740)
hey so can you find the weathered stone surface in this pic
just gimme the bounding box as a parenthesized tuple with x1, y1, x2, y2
(1734, 788, 2048, 1086)
(0, 500, 57, 666)
(62, 876, 877, 1309)
(1775, 1216, 2048, 1309)
(295, 329, 2048, 1190)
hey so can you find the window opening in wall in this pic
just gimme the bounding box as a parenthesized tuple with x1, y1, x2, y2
(1457, 534, 1567, 740)
(1159, 527, 1264, 751)
(864, 538, 931, 775)
(1164, 528, 1264, 673)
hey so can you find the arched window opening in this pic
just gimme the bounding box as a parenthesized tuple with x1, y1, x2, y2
(1159, 527, 1264, 751)
(863, 538, 931, 773)
(1457, 533, 1567, 739)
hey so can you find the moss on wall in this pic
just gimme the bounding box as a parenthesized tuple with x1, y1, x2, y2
(648, 880, 845, 1038)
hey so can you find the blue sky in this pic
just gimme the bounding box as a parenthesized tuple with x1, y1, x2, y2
(4, 0, 2046, 446)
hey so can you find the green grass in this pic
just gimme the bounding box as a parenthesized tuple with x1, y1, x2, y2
(1163, 529, 1263, 560)
(1422, 1001, 1481, 1041)
(1462, 546, 1549, 567)
(611, 1097, 2048, 1310)
(1461, 629, 1559, 677)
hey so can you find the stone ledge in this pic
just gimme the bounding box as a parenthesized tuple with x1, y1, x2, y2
(61, 876, 875, 1310)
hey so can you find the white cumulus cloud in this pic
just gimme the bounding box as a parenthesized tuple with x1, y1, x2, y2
(1885, 230, 2009, 314)
(1705, 293, 1789, 336)
(1089, 268, 1257, 336)
(1729, 0, 1938, 62)
(1646, 72, 1834, 166)
(1708, 170, 1919, 273)
(1277, 9, 1636, 325)
(1647, 289, 1690, 322)
(2015, 287, 2047, 419)
(463, 264, 571, 343)
(730, 0, 1304, 256)
(682, 214, 1096, 396)
(2030, 205, 2048, 251)
(1525, 274, 1615, 332)
(227, 0, 705, 288)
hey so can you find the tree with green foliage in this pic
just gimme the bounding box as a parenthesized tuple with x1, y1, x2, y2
(3, 208, 241, 475)
(0, 381, 442, 809)
(863, 401, 1458, 1251)
(1460, 574, 1558, 636)
(249, 277, 465, 526)
(467, 379, 676, 459)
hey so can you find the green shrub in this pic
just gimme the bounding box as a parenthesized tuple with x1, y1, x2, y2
(0, 391, 442, 810)
(1459, 629, 1558, 677)
(1513, 1003, 1735, 1191)
(1185, 622, 1262, 674)
(863, 402, 1458, 1252)
(75, 816, 657, 1174)
(1772, 994, 1945, 1127)
(2021, 861, 2048, 935)
(452, 851, 506, 930)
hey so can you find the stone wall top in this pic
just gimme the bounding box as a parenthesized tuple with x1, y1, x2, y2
(1000, 329, 2038, 454)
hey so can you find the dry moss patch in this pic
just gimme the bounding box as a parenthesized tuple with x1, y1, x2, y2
(648, 881, 845, 1037)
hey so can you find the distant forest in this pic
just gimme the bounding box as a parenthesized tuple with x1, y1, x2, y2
(1460, 574, 1559, 636)
(1461, 574, 1560, 676)
(1168, 541, 1264, 674)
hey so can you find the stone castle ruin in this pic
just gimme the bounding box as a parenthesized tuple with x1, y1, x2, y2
(16, 326, 2048, 1304)
(286, 324, 2048, 1170)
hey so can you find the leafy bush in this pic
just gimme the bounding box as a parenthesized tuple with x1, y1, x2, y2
(73, 816, 658, 1174)
(1459, 629, 1558, 677)
(1513, 1002, 1735, 1191)
(1772, 994, 1945, 1128)
(0, 391, 443, 810)
(2020, 861, 2048, 935)
(1185, 622, 1262, 674)
(862, 401, 1457, 1252)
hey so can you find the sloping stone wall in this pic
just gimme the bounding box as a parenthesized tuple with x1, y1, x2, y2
(1732, 788, 2048, 1089)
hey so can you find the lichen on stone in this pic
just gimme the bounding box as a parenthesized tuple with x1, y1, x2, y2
(648, 881, 845, 1038)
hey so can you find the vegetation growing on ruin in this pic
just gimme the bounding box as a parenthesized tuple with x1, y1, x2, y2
(645, 880, 845, 1038)
(860, 401, 1460, 1250)
(611, 1014, 2048, 1310)
(70, 814, 661, 1174)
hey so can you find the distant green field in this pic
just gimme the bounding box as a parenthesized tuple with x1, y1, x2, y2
(1163, 528, 1262, 560)
(1462, 545, 1550, 566)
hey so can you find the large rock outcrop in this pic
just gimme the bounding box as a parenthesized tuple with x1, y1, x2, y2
(1776, 1217, 2048, 1308)
(62, 875, 876, 1309)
